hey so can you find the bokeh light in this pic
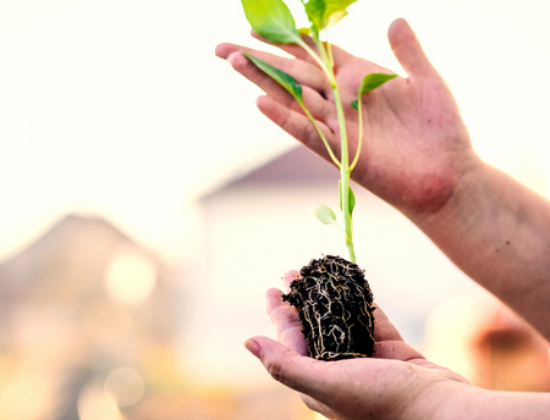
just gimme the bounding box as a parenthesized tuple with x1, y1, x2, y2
(104, 366, 145, 408)
(105, 245, 157, 305)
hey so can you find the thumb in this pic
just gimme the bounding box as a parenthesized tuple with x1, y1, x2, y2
(388, 18, 437, 78)
(244, 336, 334, 401)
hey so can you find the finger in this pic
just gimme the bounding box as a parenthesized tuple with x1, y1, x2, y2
(266, 288, 308, 356)
(273, 273, 349, 418)
(227, 52, 332, 121)
(282, 270, 300, 292)
(388, 18, 437, 78)
(216, 43, 329, 92)
(374, 340, 424, 361)
(256, 95, 339, 165)
(244, 336, 336, 401)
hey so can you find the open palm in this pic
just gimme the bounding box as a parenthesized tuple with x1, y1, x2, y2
(244, 270, 469, 420)
(216, 18, 480, 216)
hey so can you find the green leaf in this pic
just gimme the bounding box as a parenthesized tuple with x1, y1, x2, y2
(242, 0, 302, 44)
(352, 73, 397, 110)
(326, 9, 348, 26)
(304, 0, 357, 31)
(349, 186, 356, 215)
(338, 180, 356, 215)
(242, 53, 303, 103)
(358, 73, 398, 97)
(305, 0, 325, 30)
(309, 204, 338, 225)
(298, 27, 312, 36)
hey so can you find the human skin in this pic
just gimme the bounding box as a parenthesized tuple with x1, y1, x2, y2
(216, 18, 550, 342)
(243, 271, 550, 419)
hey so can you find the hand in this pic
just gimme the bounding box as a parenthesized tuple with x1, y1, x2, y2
(244, 271, 471, 420)
(216, 19, 481, 217)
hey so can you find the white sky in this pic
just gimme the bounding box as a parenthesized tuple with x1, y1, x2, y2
(1, 0, 549, 263)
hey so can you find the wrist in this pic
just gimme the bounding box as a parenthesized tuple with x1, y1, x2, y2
(407, 379, 478, 420)
(426, 385, 550, 420)
(405, 152, 487, 232)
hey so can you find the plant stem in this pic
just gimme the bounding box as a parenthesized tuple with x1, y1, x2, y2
(319, 32, 357, 263)
(332, 87, 356, 263)
(301, 32, 358, 263)
(297, 39, 336, 86)
(325, 30, 335, 71)
(350, 99, 363, 172)
(300, 104, 341, 168)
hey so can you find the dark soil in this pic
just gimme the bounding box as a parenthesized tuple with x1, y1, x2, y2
(282, 255, 375, 361)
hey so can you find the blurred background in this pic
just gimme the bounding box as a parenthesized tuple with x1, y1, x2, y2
(1, 0, 550, 419)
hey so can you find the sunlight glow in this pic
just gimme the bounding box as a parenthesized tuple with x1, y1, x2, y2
(105, 246, 157, 305)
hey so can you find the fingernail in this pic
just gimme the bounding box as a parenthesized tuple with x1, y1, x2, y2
(243, 338, 261, 359)
(227, 51, 242, 64)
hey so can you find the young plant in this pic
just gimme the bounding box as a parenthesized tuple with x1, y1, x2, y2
(239, 0, 396, 360)
(241, 0, 397, 264)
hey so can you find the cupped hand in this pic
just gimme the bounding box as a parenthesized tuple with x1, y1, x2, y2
(216, 18, 481, 217)
(244, 270, 471, 420)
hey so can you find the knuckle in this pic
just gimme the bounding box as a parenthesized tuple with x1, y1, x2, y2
(265, 358, 285, 382)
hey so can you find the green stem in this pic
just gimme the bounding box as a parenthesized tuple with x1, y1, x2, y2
(349, 98, 363, 172)
(313, 31, 332, 74)
(300, 30, 357, 263)
(325, 33, 357, 262)
(325, 30, 335, 70)
(300, 103, 341, 168)
(333, 87, 356, 263)
(297, 39, 336, 86)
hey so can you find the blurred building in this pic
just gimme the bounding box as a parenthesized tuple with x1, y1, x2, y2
(0, 214, 182, 420)
(0, 213, 310, 420)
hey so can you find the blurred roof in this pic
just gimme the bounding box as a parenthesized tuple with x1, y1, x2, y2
(0, 214, 152, 301)
(200, 146, 339, 202)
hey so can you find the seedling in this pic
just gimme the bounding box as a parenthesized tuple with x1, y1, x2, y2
(239, 0, 396, 360)
(242, 0, 396, 263)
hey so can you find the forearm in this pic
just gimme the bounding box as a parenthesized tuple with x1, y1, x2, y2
(431, 384, 550, 420)
(411, 159, 550, 339)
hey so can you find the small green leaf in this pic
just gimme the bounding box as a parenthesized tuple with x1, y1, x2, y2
(326, 9, 348, 26)
(358, 73, 398, 97)
(242, 53, 303, 103)
(298, 27, 311, 36)
(353, 73, 397, 111)
(242, 0, 302, 44)
(304, 0, 356, 31)
(305, 0, 325, 30)
(338, 180, 355, 215)
(349, 186, 356, 215)
(310, 204, 338, 225)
